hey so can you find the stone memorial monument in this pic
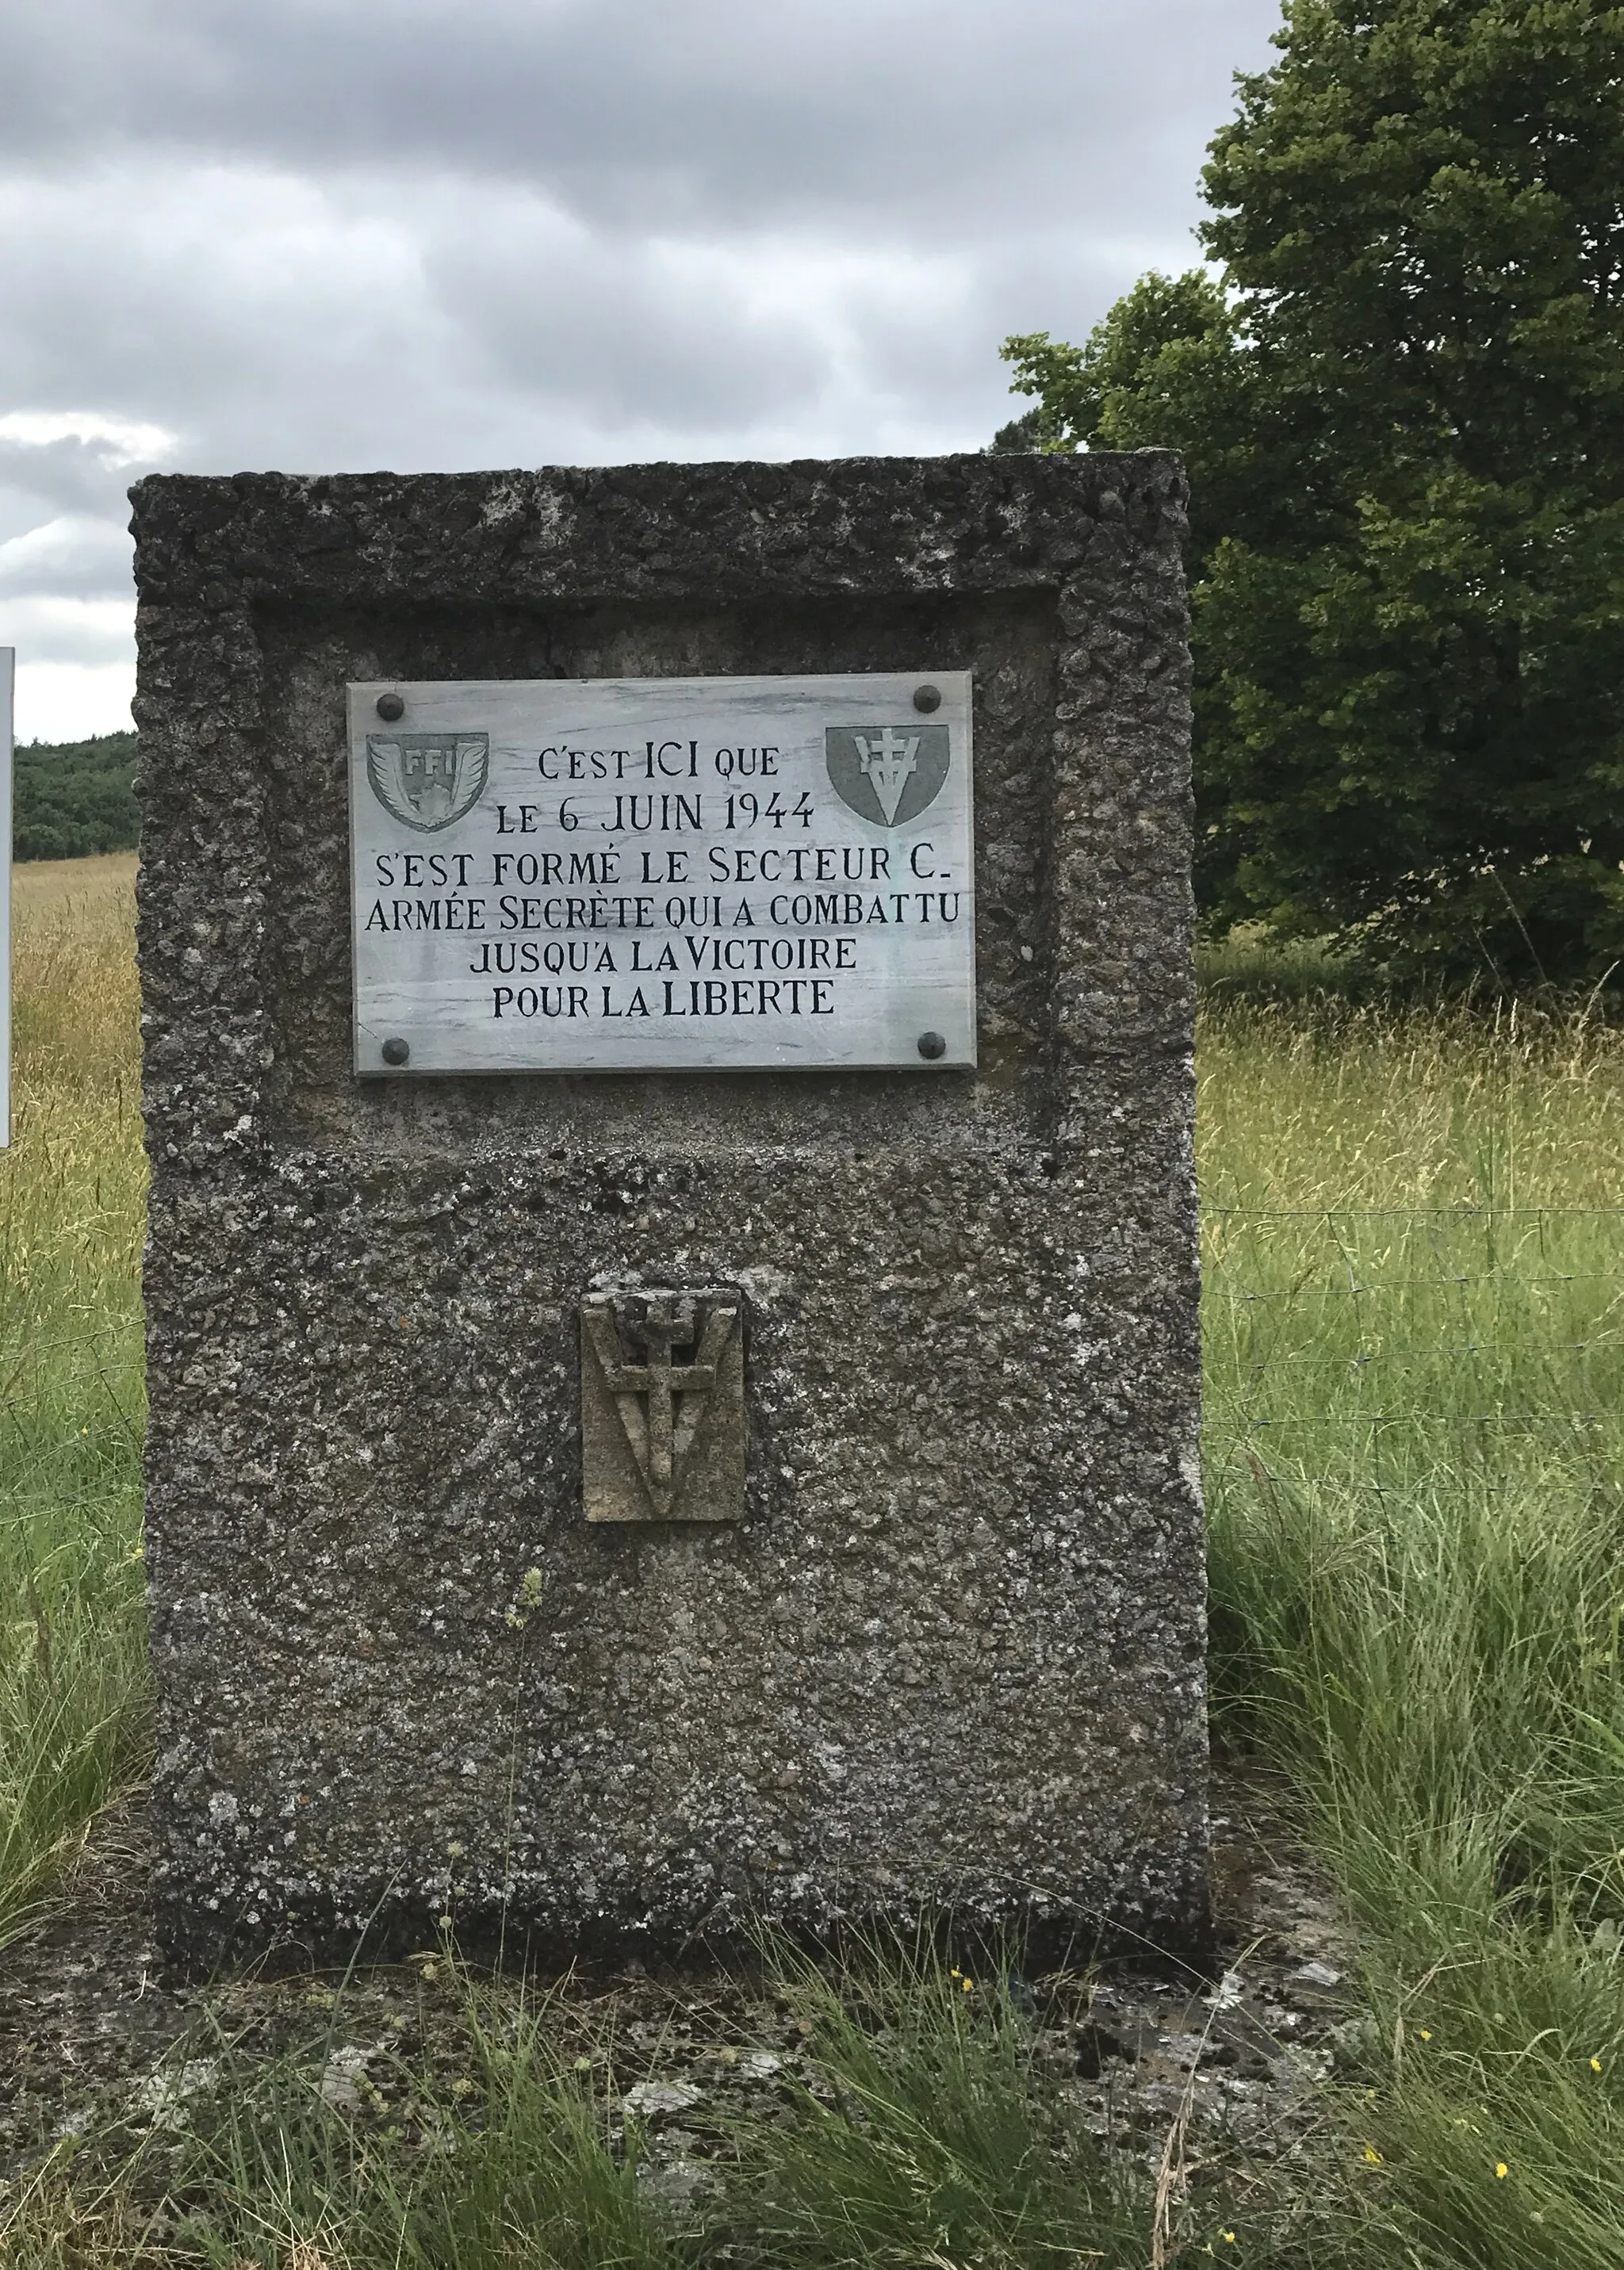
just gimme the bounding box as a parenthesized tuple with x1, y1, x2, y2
(132, 452, 1208, 1963)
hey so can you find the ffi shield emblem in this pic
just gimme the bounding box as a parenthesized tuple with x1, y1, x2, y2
(366, 733, 489, 833)
(825, 724, 950, 828)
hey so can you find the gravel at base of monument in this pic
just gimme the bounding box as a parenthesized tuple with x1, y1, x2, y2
(132, 452, 1205, 1964)
(0, 1774, 1347, 2195)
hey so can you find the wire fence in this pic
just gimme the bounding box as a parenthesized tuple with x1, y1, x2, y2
(0, 1200, 1620, 1525)
(1202, 1202, 1624, 1476)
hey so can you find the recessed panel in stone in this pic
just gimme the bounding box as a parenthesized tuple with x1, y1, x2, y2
(348, 672, 975, 1075)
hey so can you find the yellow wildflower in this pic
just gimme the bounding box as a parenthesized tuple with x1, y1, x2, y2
(1362, 2145, 1383, 2165)
(1496, 2163, 1509, 2180)
(1592, 2057, 1604, 2073)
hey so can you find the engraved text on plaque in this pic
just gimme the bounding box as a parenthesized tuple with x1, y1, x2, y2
(347, 673, 975, 1074)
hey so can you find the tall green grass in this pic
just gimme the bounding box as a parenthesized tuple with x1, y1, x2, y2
(1201, 990, 1624, 2266)
(151, 1981, 683, 2270)
(726, 1944, 1162, 2270)
(0, 863, 147, 1947)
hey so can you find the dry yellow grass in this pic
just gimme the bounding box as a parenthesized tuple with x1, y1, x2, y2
(13, 852, 136, 928)
(1197, 990, 1624, 1213)
(11, 855, 140, 1104)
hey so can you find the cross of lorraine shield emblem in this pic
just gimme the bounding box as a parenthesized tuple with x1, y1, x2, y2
(825, 724, 951, 828)
(366, 733, 489, 833)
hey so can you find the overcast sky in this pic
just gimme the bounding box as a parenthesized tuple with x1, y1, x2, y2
(0, 0, 1281, 743)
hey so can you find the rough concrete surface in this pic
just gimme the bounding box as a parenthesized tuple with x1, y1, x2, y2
(129, 452, 1205, 1967)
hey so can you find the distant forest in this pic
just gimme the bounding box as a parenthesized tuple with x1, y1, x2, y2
(13, 733, 139, 862)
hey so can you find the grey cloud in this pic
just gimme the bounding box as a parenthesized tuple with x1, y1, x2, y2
(424, 190, 971, 437)
(0, 434, 151, 517)
(0, 160, 1021, 472)
(1, 596, 133, 666)
(0, 515, 133, 598)
(0, 0, 1277, 239)
(0, 0, 1285, 737)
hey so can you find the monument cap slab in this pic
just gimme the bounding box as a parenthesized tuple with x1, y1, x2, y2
(131, 451, 1208, 1965)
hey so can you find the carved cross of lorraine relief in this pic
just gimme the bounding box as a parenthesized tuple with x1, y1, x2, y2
(580, 1290, 745, 1522)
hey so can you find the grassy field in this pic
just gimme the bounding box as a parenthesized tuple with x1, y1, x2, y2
(1200, 978, 1624, 2264)
(0, 856, 144, 1954)
(2, 861, 1623, 2264)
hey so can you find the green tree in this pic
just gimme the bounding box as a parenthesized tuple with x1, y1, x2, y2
(1001, 0, 1624, 985)
(14, 733, 139, 862)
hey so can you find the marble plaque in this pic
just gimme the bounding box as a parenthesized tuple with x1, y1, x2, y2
(347, 673, 975, 1074)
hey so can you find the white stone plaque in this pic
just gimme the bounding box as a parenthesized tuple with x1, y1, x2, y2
(347, 673, 975, 1074)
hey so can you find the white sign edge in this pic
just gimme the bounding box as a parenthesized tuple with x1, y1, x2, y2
(0, 649, 11, 1146)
